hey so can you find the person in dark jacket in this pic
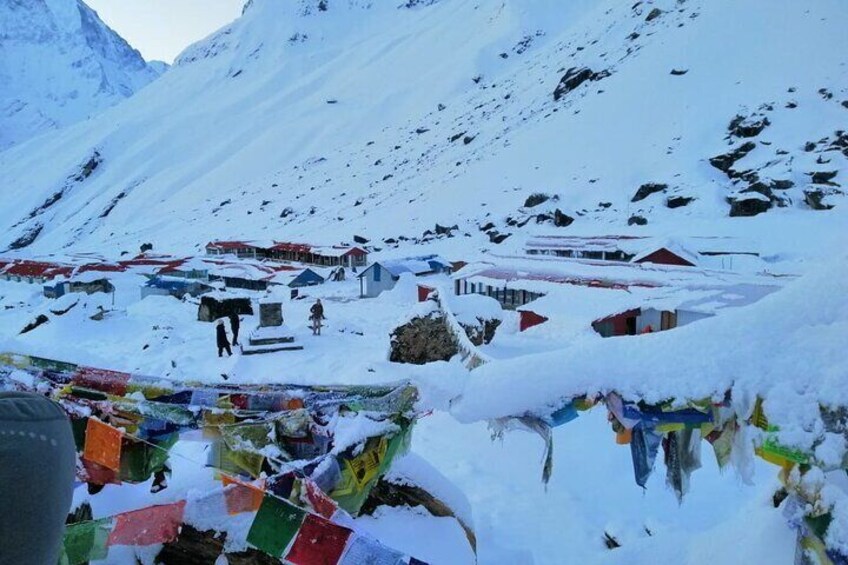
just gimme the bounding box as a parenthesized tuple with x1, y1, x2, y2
(309, 299, 325, 336)
(0, 391, 76, 565)
(228, 312, 241, 346)
(217, 319, 232, 356)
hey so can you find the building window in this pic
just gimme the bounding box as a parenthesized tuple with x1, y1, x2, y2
(374, 265, 381, 282)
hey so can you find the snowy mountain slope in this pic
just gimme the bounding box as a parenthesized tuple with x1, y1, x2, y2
(0, 0, 163, 150)
(0, 0, 845, 261)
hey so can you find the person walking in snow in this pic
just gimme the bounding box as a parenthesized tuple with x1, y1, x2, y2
(217, 319, 233, 357)
(309, 299, 325, 336)
(228, 312, 241, 346)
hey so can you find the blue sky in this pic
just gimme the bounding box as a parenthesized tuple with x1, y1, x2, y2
(85, 0, 246, 63)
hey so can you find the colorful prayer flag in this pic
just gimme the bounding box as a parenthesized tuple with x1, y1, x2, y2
(73, 367, 130, 396)
(285, 514, 352, 565)
(83, 418, 123, 472)
(107, 500, 186, 546)
(305, 479, 338, 519)
(62, 519, 111, 565)
(340, 534, 407, 565)
(222, 476, 265, 515)
(247, 494, 306, 557)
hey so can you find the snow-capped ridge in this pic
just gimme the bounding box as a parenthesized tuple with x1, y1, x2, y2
(0, 0, 162, 149)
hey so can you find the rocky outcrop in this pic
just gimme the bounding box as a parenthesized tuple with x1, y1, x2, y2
(553, 67, 610, 101)
(804, 189, 837, 210)
(728, 195, 772, 217)
(631, 183, 667, 202)
(709, 141, 757, 173)
(666, 196, 695, 209)
(524, 193, 551, 208)
(627, 215, 648, 226)
(553, 209, 574, 227)
(645, 8, 663, 22)
(809, 171, 839, 186)
(728, 114, 770, 138)
(389, 312, 500, 365)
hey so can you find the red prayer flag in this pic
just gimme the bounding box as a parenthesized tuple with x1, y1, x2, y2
(73, 367, 130, 396)
(305, 479, 338, 519)
(107, 500, 186, 546)
(81, 458, 120, 486)
(83, 418, 123, 472)
(285, 514, 352, 565)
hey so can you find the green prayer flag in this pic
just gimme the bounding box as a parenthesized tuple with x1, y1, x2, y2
(62, 519, 111, 565)
(247, 494, 306, 558)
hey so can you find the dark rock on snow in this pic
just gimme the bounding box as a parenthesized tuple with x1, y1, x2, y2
(645, 8, 663, 22)
(809, 171, 839, 186)
(21, 314, 49, 335)
(628, 215, 648, 226)
(553, 67, 609, 101)
(524, 193, 551, 208)
(709, 141, 757, 173)
(804, 189, 835, 211)
(728, 115, 770, 138)
(389, 313, 501, 365)
(666, 196, 695, 208)
(728, 196, 772, 217)
(631, 183, 668, 202)
(488, 231, 511, 244)
(553, 209, 574, 227)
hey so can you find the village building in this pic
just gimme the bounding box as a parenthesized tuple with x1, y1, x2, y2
(267, 242, 368, 269)
(358, 255, 452, 298)
(268, 267, 326, 289)
(202, 259, 326, 291)
(524, 235, 762, 271)
(141, 277, 212, 300)
(43, 271, 115, 299)
(205, 241, 265, 260)
(156, 257, 210, 281)
(0, 260, 73, 284)
(455, 255, 783, 336)
(205, 240, 369, 269)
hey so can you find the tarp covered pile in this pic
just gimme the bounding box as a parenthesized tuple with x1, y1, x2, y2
(0, 352, 431, 565)
(505, 392, 848, 565)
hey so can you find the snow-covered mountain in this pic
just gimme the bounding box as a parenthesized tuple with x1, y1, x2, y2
(0, 0, 845, 258)
(0, 0, 164, 150)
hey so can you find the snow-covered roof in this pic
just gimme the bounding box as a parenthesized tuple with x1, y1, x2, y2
(66, 270, 113, 284)
(266, 267, 324, 285)
(630, 240, 700, 266)
(206, 240, 262, 250)
(455, 255, 782, 294)
(525, 235, 649, 255)
(525, 235, 760, 258)
(364, 255, 451, 278)
(270, 242, 367, 257)
(451, 259, 848, 432)
(159, 256, 210, 273)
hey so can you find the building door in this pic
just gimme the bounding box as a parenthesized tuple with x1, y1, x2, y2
(661, 311, 678, 330)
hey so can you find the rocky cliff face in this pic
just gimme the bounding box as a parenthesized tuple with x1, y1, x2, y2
(0, 0, 162, 149)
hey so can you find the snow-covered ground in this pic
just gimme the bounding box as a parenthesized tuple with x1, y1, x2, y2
(0, 249, 835, 564)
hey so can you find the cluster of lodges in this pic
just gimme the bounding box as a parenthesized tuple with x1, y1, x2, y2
(0, 256, 122, 297)
(205, 240, 368, 269)
(0, 234, 783, 340)
(448, 235, 782, 337)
